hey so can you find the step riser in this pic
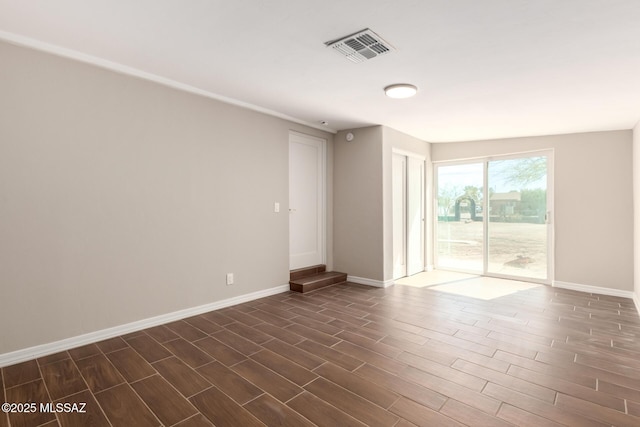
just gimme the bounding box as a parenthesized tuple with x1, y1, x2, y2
(289, 274, 347, 293)
(290, 264, 326, 281)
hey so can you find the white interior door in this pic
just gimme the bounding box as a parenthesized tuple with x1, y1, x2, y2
(407, 157, 425, 275)
(289, 132, 325, 270)
(393, 153, 426, 279)
(392, 154, 407, 279)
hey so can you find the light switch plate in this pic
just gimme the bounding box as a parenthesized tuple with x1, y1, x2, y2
(274, 202, 280, 213)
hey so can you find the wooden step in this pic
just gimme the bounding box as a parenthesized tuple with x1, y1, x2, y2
(289, 264, 326, 281)
(289, 271, 347, 293)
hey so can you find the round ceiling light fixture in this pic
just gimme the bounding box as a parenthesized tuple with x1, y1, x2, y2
(384, 84, 418, 99)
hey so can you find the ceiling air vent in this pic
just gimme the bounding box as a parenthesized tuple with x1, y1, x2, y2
(325, 29, 395, 63)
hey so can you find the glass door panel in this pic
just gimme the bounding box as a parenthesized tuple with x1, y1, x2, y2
(487, 156, 548, 280)
(436, 163, 484, 272)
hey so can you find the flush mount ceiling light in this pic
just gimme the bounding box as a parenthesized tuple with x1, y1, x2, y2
(384, 84, 418, 99)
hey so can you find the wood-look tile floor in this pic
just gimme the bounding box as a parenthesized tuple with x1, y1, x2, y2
(3, 280, 640, 426)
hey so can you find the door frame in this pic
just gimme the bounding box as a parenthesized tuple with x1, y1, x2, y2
(393, 148, 426, 279)
(288, 130, 327, 269)
(434, 149, 554, 284)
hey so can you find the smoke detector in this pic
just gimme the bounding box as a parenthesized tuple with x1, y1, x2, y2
(325, 29, 395, 63)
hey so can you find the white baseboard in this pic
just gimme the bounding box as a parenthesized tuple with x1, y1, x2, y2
(347, 275, 394, 288)
(552, 280, 636, 299)
(0, 284, 290, 368)
(555, 280, 640, 317)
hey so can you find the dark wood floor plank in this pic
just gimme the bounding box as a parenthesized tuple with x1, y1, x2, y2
(219, 308, 263, 326)
(285, 323, 341, 346)
(5, 380, 56, 427)
(75, 353, 125, 393)
(250, 349, 317, 386)
(106, 347, 156, 383)
(507, 364, 626, 411)
(296, 339, 364, 371)
(95, 383, 161, 427)
(225, 322, 274, 345)
(183, 315, 225, 334)
(398, 365, 501, 416)
(355, 363, 448, 411)
(293, 315, 344, 335)
(2, 360, 41, 388)
(68, 344, 101, 361)
(336, 330, 403, 358)
(333, 340, 405, 375)
(151, 357, 211, 398)
(492, 349, 597, 388)
(598, 378, 640, 403)
(40, 359, 88, 400)
(144, 325, 180, 343)
(193, 336, 247, 366)
(165, 320, 208, 342)
(173, 414, 215, 427)
(289, 306, 336, 323)
(55, 389, 110, 427)
(313, 362, 399, 409)
(287, 391, 367, 427)
(244, 394, 314, 427)
(497, 403, 565, 427)
(253, 322, 305, 345)
(304, 377, 399, 427)
(440, 399, 516, 427)
(245, 308, 294, 327)
(451, 358, 555, 402)
(212, 329, 263, 355)
(253, 302, 300, 320)
(555, 393, 640, 427)
(482, 382, 609, 427)
(199, 310, 235, 326)
(37, 351, 71, 367)
(231, 359, 302, 402)
(197, 361, 263, 404)
(190, 387, 265, 427)
(131, 375, 198, 426)
(261, 338, 324, 370)
(95, 337, 129, 354)
(397, 351, 487, 391)
(164, 338, 213, 368)
(389, 397, 464, 427)
(628, 400, 640, 417)
(125, 334, 172, 363)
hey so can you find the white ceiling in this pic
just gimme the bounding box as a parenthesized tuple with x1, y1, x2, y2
(1, 0, 640, 142)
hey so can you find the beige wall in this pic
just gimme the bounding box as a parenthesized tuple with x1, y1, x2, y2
(432, 131, 634, 291)
(0, 41, 333, 354)
(333, 126, 431, 283)
(333, 127, 384, 280)
(633, 123, 640, 303)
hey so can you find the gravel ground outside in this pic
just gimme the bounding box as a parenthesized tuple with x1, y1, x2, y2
(437, 220, 548, 279)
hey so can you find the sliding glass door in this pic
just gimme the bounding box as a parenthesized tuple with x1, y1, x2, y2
(487, 156, 548, 280)
(436, 152, 552, 283)
(436, 162, 484, 273)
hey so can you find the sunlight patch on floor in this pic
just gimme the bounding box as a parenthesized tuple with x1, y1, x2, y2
(430, 276, 542, 300)
(394, 270, 477, 288)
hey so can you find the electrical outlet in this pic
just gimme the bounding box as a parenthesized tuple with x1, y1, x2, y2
(274, 202, 280, 213)
(226, 273, 234, 285)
